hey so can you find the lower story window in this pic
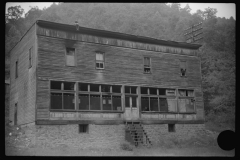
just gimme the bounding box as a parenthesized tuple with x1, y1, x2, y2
(178, 98, 195, 112)
(168, 124, 175, 132)
(79, 124, 88, 133)
(50, 92, 75, 110)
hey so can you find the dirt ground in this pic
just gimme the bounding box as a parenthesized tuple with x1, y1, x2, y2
(5, 144, 234, 156)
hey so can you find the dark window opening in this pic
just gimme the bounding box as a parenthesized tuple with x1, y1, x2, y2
(112, 85, 121, 93)
(159, 98, 168, 112)
(51, 93, 62, 109)
(168, 124, 175, 132)
(181, 68, 186, 76)
(144, 57, 151, 73)
(125, 86, 130, 94)
(29, 47, 32, 68)
(63, 93, 75, 110)
(90, 95, 100, 110)
(159, 89, 166, 95)
(144, 67, 151, 73)
(102, 95, 111, 110)
(79, 124, 88, 133)
(101, 85, 111, 92)
(141, 97, 149, 111)
(180, 61, 186, 77)
(51, 81, 62, 90)
(150, 97, 158, 111)
(113, 96, 121, 111)
(149, 88, 157, 95)
(125, 96, 130, 107)
(63, 82, 75, 90)
(90, 84, 100, 92)
(66, 47, 75, 56)
(79, 83, 88, 91)
(96, 52, 104, 69)
(141, 87, 148, 94)
(131, 87, 137, 94)
(132, 97, 137, 108)
(78, 94, 89, 110)
(15, 60, 18, 79)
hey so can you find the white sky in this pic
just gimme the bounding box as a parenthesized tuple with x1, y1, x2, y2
(6, 2, 236, 20)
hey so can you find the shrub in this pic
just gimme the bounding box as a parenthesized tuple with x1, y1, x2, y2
(120, 142, 134, 151)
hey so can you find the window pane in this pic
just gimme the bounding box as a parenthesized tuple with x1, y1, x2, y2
(187, 90, 194, 97)
(144, 68, 151, 73)
(90, 84, 99, 92)
(167, 98, 177, 112)
(125, 86, 130, 94)
(159, 98, 168, 111)
(79, 83, 88, 91)
(159, 89, 166, 95)
(102, 95, 111, 110)
(96, 53, 103, 61)
(100, 63, 104, 68)
(178, 90, 186, 96)
(149, 88, 157, 95)
(90, 95, 100, 110)
(141, 87, 148, 94)
(79, 94, 89, 110)
(96, 63, 100, 68)
(112, 85, 121, 93)
(178, 99, 186, 112)
(66, 48, 75, 56)
(63, 93, 75, 110)
(132, 96, 137, 107)
(101, 85, 111, 92)
(113, 96, 121, 111)
(51, 81, 62, 90)
(51, 93, 62, 109)
(125, 96, 130, 107)
(131, 87, 137, 94)
(141, 97, 149, 111)
(186, 99, 194, 112)
(63, 82, 75, 90)
(150, 97, 158, 111)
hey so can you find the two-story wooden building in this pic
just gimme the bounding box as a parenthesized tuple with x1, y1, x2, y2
(9, 20, 204, 148)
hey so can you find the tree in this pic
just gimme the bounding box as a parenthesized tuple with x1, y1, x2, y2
(5, 5, 24, 23)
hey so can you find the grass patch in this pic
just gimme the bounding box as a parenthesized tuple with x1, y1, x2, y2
(120, 141, 134, 151)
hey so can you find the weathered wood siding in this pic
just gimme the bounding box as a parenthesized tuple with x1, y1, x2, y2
(36, 26, 204, 121)
(9, 23, 37, 125)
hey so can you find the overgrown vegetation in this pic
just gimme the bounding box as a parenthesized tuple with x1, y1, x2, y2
(120, 141, 134, 151)
(5, 3, 235, 131)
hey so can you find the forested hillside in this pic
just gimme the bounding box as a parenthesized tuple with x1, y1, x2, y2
(5, 3, 235, 130)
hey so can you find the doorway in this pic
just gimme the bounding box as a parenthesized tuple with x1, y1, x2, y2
(125, 96, 139, 120)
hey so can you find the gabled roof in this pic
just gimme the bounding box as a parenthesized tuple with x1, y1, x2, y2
(36, 20, 202, 50)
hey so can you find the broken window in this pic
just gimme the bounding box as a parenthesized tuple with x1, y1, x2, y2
(150, 97, 158, 111)
(141, 87, 148, 94)
(102, 95, 111, 110)
(90, 95, 100, 110)
(96, 51, 104, 69)
(180, 61, 186, 76)
(66, 47, 75, 66)
(51, 81, 62, 90)
(15, 60, 18, 79)
(167, 98, 177, 112)
(178, 89, 195, 113)
(101, 85, 111, 92)
(79, 83, 88, 91)
(159, 98, 168, 112)
(144, 57, 151, 73)
(141, 97, 149, 111)
(158, 89, 166, 95)
(63, 93, 75, 110)
(78, 94, 89, 110)
(29, 47, 32, 68)
(113, 96, 122, 111)
(63, 82, 75, 90)
(90, 84, 100, 92)
(51, 93, 62, 109)
(112, 85, 121, 93)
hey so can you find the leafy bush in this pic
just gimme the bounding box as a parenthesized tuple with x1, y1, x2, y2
(120, 142, 134, 151)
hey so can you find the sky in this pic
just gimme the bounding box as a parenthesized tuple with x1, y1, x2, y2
(6, 2, 236, 20)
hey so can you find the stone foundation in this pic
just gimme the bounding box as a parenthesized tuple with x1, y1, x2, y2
(142, 124, 205, 145)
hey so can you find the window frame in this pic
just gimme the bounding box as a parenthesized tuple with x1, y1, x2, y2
(180, 60, 187, 77)
(65, 47, 76, 67)
(177, 89, 196, 114)
(95, 51, 105, 70)
(143, 57, 151, 74)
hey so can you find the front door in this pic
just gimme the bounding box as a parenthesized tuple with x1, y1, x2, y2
(125, 96, 139, 120)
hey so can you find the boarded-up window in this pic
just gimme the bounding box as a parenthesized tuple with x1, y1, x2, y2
(159, 98, 168, 112)
(150, 97, 158, 111)
(141, 97, 149, 111)
(79, 94, 89, 110)
(66, 47, 75, 66)
(63, 93, 75, 110)
(102, 95, 111, 110)
(51, 93, 62, 109)
(167, 98, 177, 112)
(144, 57, 151, 73)
(29, 47, 32, 68)
(180, 61, 186, 76)
(90, 95, 100, 110)
(96, 52, 104, 69)
(113, 96, 121, 111)
(178, 99, 187, 112)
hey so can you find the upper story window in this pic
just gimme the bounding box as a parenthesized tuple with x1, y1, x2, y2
(66, 47, 75, 66)
(15, 60, 18, 79)
(29, 47, 33, 68)
(180, 60, 186, 77)
(144, 57, 151, 73)
(96, 51, 104, 69)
